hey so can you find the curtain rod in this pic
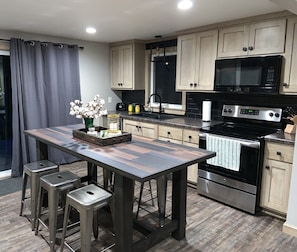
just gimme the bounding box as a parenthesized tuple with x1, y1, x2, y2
(0, 38, 84, 50)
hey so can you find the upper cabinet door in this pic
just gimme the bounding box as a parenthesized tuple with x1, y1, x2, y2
(249, 19, 286, 55)
(176, 30, 218, 91)
(176, 34, 197, 90)
(110, 42, 145, 90)
(218, 25, 249, 57)
(218, 18, 286, 58)
(195, 30, 218, 91)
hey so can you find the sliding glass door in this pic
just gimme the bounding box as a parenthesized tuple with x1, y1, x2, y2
(0, 55, 12, 174)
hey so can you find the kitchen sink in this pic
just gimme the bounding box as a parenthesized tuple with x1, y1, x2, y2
(132, 112, 176, 120)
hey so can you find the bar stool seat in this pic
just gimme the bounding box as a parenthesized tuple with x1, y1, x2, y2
(35, 170, 81, 252)
(60, 184, 112, 252)
(20, 160, 59, 230)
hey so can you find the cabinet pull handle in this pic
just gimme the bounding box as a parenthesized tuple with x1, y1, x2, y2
(242, 47, 247, 52)
(248, 46, 254, 51)
(265, 165, 270, 170)
(276, 151, 281, 156)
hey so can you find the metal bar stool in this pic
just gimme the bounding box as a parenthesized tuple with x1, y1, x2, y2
(20, 160, 59, 230)
(35, 170, 81, 252)
(60, 184, 112, 252)
(135, 180, 154, 219)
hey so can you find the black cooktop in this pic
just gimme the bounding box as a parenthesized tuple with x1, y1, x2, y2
(200, 122, 278, 141)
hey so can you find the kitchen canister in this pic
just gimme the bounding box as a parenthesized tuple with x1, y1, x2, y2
(202, 100, 212, 122)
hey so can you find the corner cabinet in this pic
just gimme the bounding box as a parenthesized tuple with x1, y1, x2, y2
(110, 41, 145, 90)
(260, 142, 294, 215)
(218, 18, 286, 58)
(122, 119, 158, 139)
(176, 30, 218, 91)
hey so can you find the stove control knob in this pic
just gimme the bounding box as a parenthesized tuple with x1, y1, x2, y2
(223, 108, 228, 113)
(269, 112, 274, 117)
(228, 109, 232, 113)
(275, 112, 280, 118)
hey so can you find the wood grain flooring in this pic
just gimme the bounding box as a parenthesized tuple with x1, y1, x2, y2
(1, 161, 297, 252)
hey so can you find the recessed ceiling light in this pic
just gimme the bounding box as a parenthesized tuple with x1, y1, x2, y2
(178, 0, 193, 10)
(86, 27, 96, 34)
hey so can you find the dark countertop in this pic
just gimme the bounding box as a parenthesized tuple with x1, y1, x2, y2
(119, 111, 222, 130)
(264, 131, 295, 145)
(114, 111, 295, 145)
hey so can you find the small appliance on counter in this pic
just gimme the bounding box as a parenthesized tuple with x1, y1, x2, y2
(116, 102, 126, 111)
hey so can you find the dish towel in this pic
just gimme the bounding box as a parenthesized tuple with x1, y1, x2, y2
(206, 134, 241, 172)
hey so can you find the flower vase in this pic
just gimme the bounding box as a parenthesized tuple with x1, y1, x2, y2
(84, 118, 94, 130)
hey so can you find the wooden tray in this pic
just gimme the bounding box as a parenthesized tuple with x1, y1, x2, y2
(72, 126, 132, 146)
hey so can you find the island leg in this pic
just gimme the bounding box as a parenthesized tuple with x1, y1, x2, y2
(171, 167, 187, 240)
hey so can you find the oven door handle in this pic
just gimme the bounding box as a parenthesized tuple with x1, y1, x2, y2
(199, 133, 260, 149)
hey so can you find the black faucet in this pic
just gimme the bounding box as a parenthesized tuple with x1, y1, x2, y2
(147, 93, 162, 115)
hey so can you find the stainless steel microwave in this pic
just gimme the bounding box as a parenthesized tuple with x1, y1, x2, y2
(214, 55, 283, 94)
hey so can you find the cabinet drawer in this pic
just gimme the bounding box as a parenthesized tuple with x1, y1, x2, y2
(158, 125, 183, 141)
(183, 129, 199, 145)
(265, 142, 294, 163)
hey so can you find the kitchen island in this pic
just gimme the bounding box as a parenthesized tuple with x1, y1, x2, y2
(24, 124, 215, 252)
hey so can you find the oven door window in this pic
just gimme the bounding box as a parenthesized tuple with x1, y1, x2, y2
(199, 144, 260, 185)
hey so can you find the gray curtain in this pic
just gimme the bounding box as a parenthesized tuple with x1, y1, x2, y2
(10, 38, 82, 177)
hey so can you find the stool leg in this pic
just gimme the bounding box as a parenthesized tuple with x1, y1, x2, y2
(93, 209, 99, 240)
(20, 173, 28, 216)
(80, 208, 93, 252)
(148, 180, 154, 206)
(48, 189, 60, 252)
(135, 182, 145, 219)
(60, 200, 72, 252)
(35, 186, 45, 235)
(30, 173, 39, 231)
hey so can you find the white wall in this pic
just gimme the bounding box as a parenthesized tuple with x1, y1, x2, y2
(0, 30, 121, 124)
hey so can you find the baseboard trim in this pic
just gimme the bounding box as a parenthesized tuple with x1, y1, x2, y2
(283, 222, 297, 237)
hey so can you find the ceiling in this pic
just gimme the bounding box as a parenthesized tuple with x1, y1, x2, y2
(0, 0, 291, 43)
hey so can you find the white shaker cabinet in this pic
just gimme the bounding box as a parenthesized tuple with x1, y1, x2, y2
(176, 30, 218, 91)
(110, 41, 145, 90)
(261, 142, 294, 215)
(218, 18, 286, 58)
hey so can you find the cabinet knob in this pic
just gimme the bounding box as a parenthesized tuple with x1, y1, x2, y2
(167, 131, 171, 135)
(265, 165, 270, 170)
(190, 83, 193, 87)
(248, 46, 254, 51)
(242, 47, 247, 52)
(283, 83, 289, 87)
(188, 136, 192, 139)
(194, 83, 197, 87)
(276, 151, 281, 156)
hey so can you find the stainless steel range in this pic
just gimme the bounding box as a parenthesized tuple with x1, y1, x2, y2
(198, 105, 282, 214)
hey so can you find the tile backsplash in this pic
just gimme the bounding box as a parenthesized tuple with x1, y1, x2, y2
(186, 92, 297, 120)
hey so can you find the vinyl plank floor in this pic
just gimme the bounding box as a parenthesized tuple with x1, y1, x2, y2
(1, 161, 297, 252)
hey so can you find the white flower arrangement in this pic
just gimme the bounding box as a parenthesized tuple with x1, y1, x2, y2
(69, 94, 107, 119)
